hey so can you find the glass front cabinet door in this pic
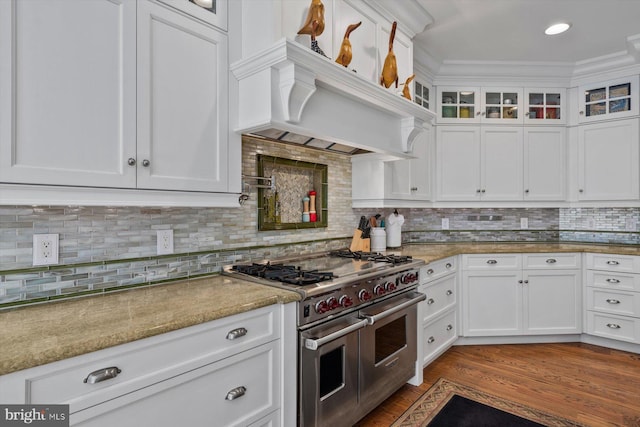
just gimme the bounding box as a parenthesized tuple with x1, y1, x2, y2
(578, 76, 639, 123)
(480, 88, 523, 123)
(524, 88, 566, 124)
(437, 87, 480, 123)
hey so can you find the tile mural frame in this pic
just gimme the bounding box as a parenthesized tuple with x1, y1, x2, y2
(257, 155, 328, 231)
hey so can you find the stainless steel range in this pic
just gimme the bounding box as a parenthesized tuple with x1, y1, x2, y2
(225, 250, 425, 427)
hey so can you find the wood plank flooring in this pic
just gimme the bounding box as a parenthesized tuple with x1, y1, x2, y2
(356, 343, 640, 427)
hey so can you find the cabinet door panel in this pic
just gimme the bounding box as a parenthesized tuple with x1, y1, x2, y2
(481, 127, 523, 200)
(523, 270, 581, 334)
(578, 119, 640, 200)
(137, 0, 228, 192)
(436, 126, 481, 200)
(0, 0, 136, 187)
(524, 127, 565, 200)
(462, 271, 521, 336)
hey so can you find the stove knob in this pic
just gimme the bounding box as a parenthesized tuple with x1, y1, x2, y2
(339, 295, 353, 308)
(358, 289, 372, 302)
(401, 273, 416, 284)
(373, 284, 386, 296)
(385, 281, 397, 292)
(315, 300, 329, 314)
(326, 297, 339, 310)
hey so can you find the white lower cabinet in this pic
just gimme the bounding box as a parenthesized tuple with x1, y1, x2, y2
(418, 256, 458, 366)
(461, 253, 582, 337)
(0, 303, 295, 427)
(585, 253, 640, 344)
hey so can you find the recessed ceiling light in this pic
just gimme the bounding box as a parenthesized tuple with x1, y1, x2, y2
(545, 22, 571, 35)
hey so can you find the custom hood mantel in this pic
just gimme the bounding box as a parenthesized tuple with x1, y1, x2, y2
(230, 38, 435, 157)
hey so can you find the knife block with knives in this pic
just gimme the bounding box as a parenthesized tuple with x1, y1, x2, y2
(350, 216, 371, 252)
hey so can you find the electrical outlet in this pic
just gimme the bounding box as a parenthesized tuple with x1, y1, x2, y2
(587, 217, 596, 229)
(520, 218, 529, 229)
(626, 218, 637, 231)
(441, 218, 450, 230)
(33, 234, 59, 266)
(157, 230, 174, 255)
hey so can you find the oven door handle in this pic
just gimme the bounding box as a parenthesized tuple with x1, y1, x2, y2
(361, 292, 426, 325)
(304, 319, 369, 351)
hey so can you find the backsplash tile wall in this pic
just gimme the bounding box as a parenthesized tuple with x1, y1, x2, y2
(1, 134, 639, 306)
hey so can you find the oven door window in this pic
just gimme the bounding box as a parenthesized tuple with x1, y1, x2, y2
(320, 346, 345, 399)
(374, 316, 407, 364)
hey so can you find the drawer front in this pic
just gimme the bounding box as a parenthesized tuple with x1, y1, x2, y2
(17, 304, 279, 412)
(422, 310, 457, 365)
(587, 270, 640, 292)
(586, 311, 640, 344)
(587, 288, 640, 317)
(72, 341, 279, 427)
(523, 253, 581, 269)
(421, 256, 457, 283)
(420, 275, 456, 323)
(462, 254, 521, 270)
(587, 253, 640, 273)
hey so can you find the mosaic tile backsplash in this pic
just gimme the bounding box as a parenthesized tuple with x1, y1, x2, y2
(1, 135, 639, 306)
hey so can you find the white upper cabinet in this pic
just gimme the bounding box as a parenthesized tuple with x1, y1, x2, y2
(137, 0, 229, 192)
(480, 88, 523, 124)
(523, 88, 566, 125)
(437, 87, 481, 123)
(0, 0, 236, 206)
(577, 118, 640, 201)
(0, 0, 137, 188)
(578, 75, 639, 123)
(523, 127, 566, 201)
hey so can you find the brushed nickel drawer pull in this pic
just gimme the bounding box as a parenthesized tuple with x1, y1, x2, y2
(427, 336, 435, 344)
(546, 258, 557, 264)
(226, 327, 248, 340)
(446, 290, 453, 296)
(84, 367, 121, 384)
(427, 298, 435, 305)
(606, 278, 621, 284)
(606, 299, 621, 304)
(486, 259, 497, 265)
(606, 323, 621, 329)
(446, 324, 453, 331)
(225, 386, 247, 401)
(606, 260, 620, 265)
(427, 269, 434, 275)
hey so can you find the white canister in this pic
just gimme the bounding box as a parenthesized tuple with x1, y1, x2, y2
(386, 212, 404, 248)
(370, 227, 386, 252)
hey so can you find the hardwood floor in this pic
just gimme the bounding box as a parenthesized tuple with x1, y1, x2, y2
(356, 343, 640, 427)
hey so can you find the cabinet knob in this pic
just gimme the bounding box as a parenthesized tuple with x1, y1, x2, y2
(579, 111, 585, 115)
(446, 324, 453, 331)
(427, 269, 434, 275)
(481, 112, 486, 116)
(427, 336, 435, 343)
(525, 112, 530, 117)
(476, 111, 481, 116)
(427, 298, 435, 305)
(476, 189, 481, 193)
(142, 159, 151, 167)
(127, 158, 136, 166)
(445, 263, 452, 269)
(481, 189, 486, 193)
(518, 280, 523, 284)
(411, 187, 418, 191)
(524, 280, 529, 284)
(446, 290, 453, 296)
(524, 189, 529, 194)
(486, 259, 498, 265)
(579, 189, 584, 193)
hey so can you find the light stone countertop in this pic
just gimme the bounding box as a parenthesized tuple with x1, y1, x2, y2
(0, 275, 300, 376)
(2, 242, 639, 376)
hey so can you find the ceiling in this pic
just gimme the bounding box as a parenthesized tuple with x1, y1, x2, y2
(413, 0, 640, 65)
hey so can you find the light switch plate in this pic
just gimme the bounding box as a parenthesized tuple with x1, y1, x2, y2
(441, 218, 450, 230)
(157, 230, 174, 255)
(520, 218, 529, 229)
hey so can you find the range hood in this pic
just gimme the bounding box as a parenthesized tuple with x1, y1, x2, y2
(230, 38, 435, 158)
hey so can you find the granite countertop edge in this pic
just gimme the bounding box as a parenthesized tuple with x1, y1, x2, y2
(2, 242, 639, 376)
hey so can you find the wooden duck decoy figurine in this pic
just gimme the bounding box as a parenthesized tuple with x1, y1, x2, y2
(298, 0, 325, 37)
(335, 21, 362, 67)
(380, 21, 398, 88)
(402, 74, 415, 100)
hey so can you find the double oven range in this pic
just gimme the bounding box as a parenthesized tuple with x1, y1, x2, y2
(226, 250, 425, 427)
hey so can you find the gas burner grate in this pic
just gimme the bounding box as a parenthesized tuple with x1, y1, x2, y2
(329, 249, 412, 265)
(232, 263, 334, 285)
